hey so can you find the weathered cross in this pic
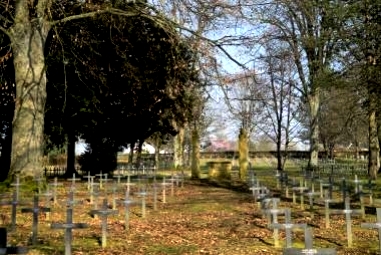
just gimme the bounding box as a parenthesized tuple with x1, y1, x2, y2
(10, 176, 22, 201)
(90, 199, 118, 248)
(283, 227, 337, 255)
(51, 202, 88, 255)
(21, 195, 51, 245)
(48, 177, 63, 205)
(269, 208, 307, 248)
(361, 207, 381, 254)
(118, 189, 135, 231)
(330, 197, 362, 247)
(0, 191, 26, 231)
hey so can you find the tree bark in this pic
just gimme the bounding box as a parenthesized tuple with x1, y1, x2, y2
(238, 127, 248, 181)
(154, 136, 161, 172)
(276, 132, 282, 171)
(369, 107, 379, 179)
(191, 124, 200, 179)
(173, 127, 184, 169)
(308, 90, 320, 168)
(9, 13, 49, 179)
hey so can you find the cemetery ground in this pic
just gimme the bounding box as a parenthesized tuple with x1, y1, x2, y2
(0, 158, 381, 254)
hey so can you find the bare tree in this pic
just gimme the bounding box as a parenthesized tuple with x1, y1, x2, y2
(243, 0, 346, 168)
(256, 44, 301, 170)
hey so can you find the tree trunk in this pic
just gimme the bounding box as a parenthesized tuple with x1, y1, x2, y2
(355, 140, 360, 160)
(136, 140, 143, 169)
(369, 108, 379, 179)
(173, 127, 184, 170)
(191, 124, 200, 179)
(238, 128, 248, 181)
(276, 133, 282, 171)
(9, 20, 49, 180)
(308, 90, 320, 168)
(65, 131, 77, 177)
(129, 142, 135, 165)
(154, 137, 161, 172)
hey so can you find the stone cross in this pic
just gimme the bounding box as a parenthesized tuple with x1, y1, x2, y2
(269, 208, 307, 248)
(305, 191, 320, 219)
(319, 177, 334, 199)
(352, 175, 362, 194)
(292, 181, 308, 210)
(21, 195, 51, 245)
(136, 187, 149, 218)
(0, 228, 28, 254)
(40, 186, 53, 221)
(66, 190, 83, 209)
(113, 174, 124, 186)
(283, 227, 337, 254)
(88, 178, 100, 205)
(160, 177, 172, 204)
(118, 189, 134, 231)
(67, 173, 82, 191)
(361, 208, 381, 254)
(330, 197, 362, 247)
(0, 191, 26, 231)
(167, 174, 177, 197)
(83, 172, 94, 191)
(124, 174, 136, 195)
(322, 191, 334, 229)
(90, 199, 118, 248)
(250, 182, 269, 205)
(261, 198, 280, 226)
(10, 176, 22, 201)
(49, 177, 63, 205)
(152, 179, 159, 211)
(265, 206, 286, 247)
(95, 172, 108, 190)
(34, 175, 45, 194)
(51, 205, 88, 255)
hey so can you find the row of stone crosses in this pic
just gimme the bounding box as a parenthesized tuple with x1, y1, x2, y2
(0, 172, 184, 255)
(248, 169, 381, 255)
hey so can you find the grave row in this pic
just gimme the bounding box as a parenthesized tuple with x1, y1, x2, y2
(0, 173, 185, 255)
(247, 170, 381, 254)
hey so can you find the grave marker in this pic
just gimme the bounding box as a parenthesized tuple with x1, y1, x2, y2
(49, 177, 63, 205)
(10, 176, 22, 201)
(40, 186, 53, 221)
(90, 199, 118, 248)
(160, 177, 172, 204)
(21, 195, 51, 245)
(118, 190, 134, 231)
(292, 180, 308, 210)
(269, 208, 307, 248)
(361, 207, 381, 254)
(136, 187, 149, 218)
(283, 227, 336, 255)
(330, 197, 362, 247)
(83, 172, 94, 190)
(67, 173, 81, 191)
(305, 191, 320, 219)
(0, 191, 26, 231)
(51, 205, 88, 255)
(265, 207, 286, 248)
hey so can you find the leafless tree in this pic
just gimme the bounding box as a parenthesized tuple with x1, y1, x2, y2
(256, 44, 301, 170)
